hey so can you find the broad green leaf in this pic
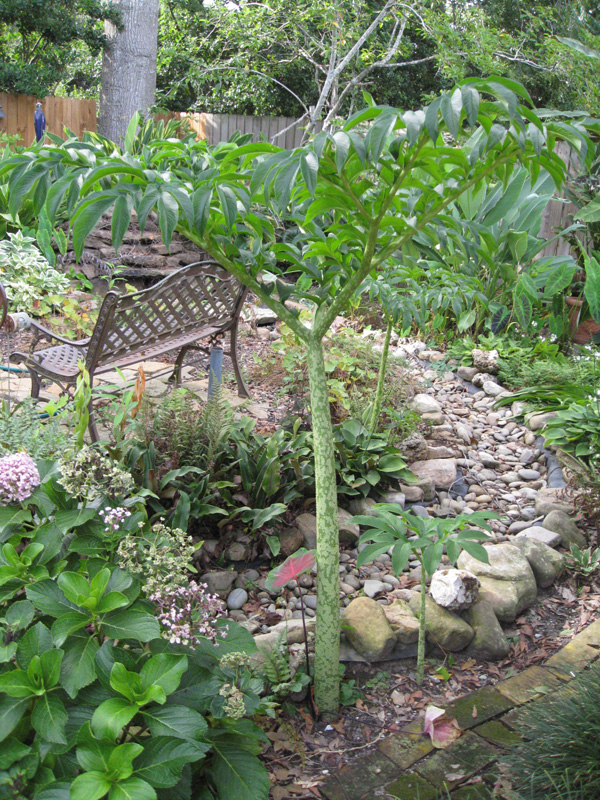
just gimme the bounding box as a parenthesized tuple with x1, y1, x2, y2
(60, 634, 99, 698)
(378, 455, 406, 472)
(6, 600, 35, 631)
(16, 622, 53, 669)
(440, 88, 462, 140)
(140, 654, 188, 695)
(32, 693, 68, 743)
(26, 581, 76, 619)
(51, 611, 90, 647)
(422, 543, 444, 576)
(0, 738, 31, 769)
(71, 195, 116, 259)
(300, 152, 318, 196)
(141, 706, 208, 740)
(556, 36, 600, 59)
(365, 111, 397, 162)
(0, 508, 31, 540)
(461, 84, 480, 128)
(71, 771, 112, 800)
(109, 778, 157, 800)
(92, 698, 138, 741)
(575, 198, 600, 223)
(39, 648, 63, 688)
(100, 605, 160, 642)
(216, 185, 238, 230)
(133, 737, 208, 788)
(157, 190, 179, 249)
(583, 254, 600, 322)
(209, 741, 270, 800)
(112, 193, 133, 253)
(0, 695, 29, 741)
(460, 541, 490, 564)
(54, 507, 97, 534)
(0, 669, 36, 697)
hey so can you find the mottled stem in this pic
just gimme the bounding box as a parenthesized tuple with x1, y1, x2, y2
(416, 564, 427, 685)
(369, 315, 393, 433)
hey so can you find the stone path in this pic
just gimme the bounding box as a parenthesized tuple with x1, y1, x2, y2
(319, 618, 600, 799)
(0, 358, 271, 420)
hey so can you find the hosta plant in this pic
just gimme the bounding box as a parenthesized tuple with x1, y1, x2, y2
(0, 457, 271, 800)
(353, 506, 496, 684)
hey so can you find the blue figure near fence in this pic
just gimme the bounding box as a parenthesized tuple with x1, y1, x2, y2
(34, 102, 46, 142)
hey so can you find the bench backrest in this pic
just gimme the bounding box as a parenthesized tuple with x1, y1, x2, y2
(85, 262, 246, 371)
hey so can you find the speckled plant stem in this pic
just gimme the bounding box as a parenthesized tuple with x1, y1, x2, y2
(417, 564, 427, 685)
(369, 315, 393, 433)
(306, 336, 340, 714)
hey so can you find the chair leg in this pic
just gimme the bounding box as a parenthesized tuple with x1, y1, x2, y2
(87, 377, 100, 444)
(230, 319, 250, 398)
(28, 369, 41, 399)
(169, 346, 190, 387)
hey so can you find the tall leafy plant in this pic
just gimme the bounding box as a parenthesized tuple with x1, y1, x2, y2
(0, 80, 589, 712)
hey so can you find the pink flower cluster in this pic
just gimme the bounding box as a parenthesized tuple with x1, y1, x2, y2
(150, 581, 227, 646)
(0, 452, 40, 505)
(99, 506, 131, 533)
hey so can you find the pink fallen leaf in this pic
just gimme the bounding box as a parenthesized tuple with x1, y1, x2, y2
(265, 548, 316, 592)
(423, 705, 462, 749)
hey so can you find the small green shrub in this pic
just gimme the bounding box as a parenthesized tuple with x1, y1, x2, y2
(0, 231, 69, 315)
(501, 663, 600, 800)
(543, 403, 600, 467)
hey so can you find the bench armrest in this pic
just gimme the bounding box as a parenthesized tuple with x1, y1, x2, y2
(27, 319, 91, 348)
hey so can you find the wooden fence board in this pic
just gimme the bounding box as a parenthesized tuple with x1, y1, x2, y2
(0, 93, 96, 145)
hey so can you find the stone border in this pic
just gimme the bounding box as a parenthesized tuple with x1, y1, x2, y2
(318, 618, 600, 800)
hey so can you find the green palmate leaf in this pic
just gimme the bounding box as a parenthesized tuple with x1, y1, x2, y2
(92, 698, 138, 741)
(133, 737, 208, 789)
(32, 693, 68, 743)
(71, 771, 112, 800)
(209, 741, 270, 800)
(109, 778, 157, 800)
(60, 635, 99, 698)
(100, 605, 160, 642)
(141, 706, 208, 740)
(140, 654, 188, 696)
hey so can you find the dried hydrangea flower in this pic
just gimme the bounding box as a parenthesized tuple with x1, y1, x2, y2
(219, 684, 246, 719)
(150, 581, 226, 647)
(0, 452, 40, 504)
(58, 446, 134, 502)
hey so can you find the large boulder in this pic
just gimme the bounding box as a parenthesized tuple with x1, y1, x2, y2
(463, 600, 509, 661)
(383, 599, 420, 644)
(542, 510, 586, 549)
(296, 509, 360, 548)
(408, 458, 457, 491)
(472, 349, 499, 374)
(202, 570, 238, 598)
(341, 597, 396, 661)
(457, 544, 537, 622)
(398, 432, 429, 463)
(430, 569, 479, 612)
(514, 537, 565, 589)
(409, 593, 474, 651)
(409, 394, 443, 415)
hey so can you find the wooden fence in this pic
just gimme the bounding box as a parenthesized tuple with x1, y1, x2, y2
(538, 141, 582, 259)
(0, 93, 97, 145)
(158, 111, 317, 149)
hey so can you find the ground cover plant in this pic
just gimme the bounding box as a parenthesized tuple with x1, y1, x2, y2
(0, 446, 272, 800)
(501, 663, 600, 800)
(0, 81, 592, 713)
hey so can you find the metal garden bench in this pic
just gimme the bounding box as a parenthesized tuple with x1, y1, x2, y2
(9, 261, 249, 441)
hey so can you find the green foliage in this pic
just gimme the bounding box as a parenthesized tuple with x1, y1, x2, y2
(501, 663, 600, 800)
(0, 458, 270, 800)
(0, 232, 69, 315)
(542, 402, 600, 467)
(0, 399, 71, 459)
(354, 505, 495, 683)
(566, 544, 600, 579)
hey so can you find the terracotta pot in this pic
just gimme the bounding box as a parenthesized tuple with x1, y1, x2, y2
(573, 317, 600, 346)
(565, 296, 584, 336)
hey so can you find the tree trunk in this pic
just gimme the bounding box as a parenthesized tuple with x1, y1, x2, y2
(306, 336, 340, 714)
(98, 0, 160, 143)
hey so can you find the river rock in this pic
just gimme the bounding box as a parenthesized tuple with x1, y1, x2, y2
(527, 411, 558, 431)
(383, 599, 420, 644)
(398, 432, 429, 462)
(409, 593, 474, 651)
(348, 497, 379, 517)
(227, 588, 248, 610)
(279, 527, 304, 557)
(337, 508, 361, 543)
(342, 597, 396, 661)
(400, 484, 425, 502)
(429, 569, 480, 612)
(457, 543, 537, 622)
(542, 510, 586, 548)
(483, 380, 504, 398)
(409, 458, 457, 490)
(457, 366, 479, 382)
(472, 349, 499, 374)
(535, 488, 575, 517)
(410, 394, 443, 414)
(296, 509, 360, 548)
(463, 599, 509, 660)
(515, 526, 561, 548)
(364, 579, 387, 598)
(514, 537, 565, 589)
(202, 570, 238, 598)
